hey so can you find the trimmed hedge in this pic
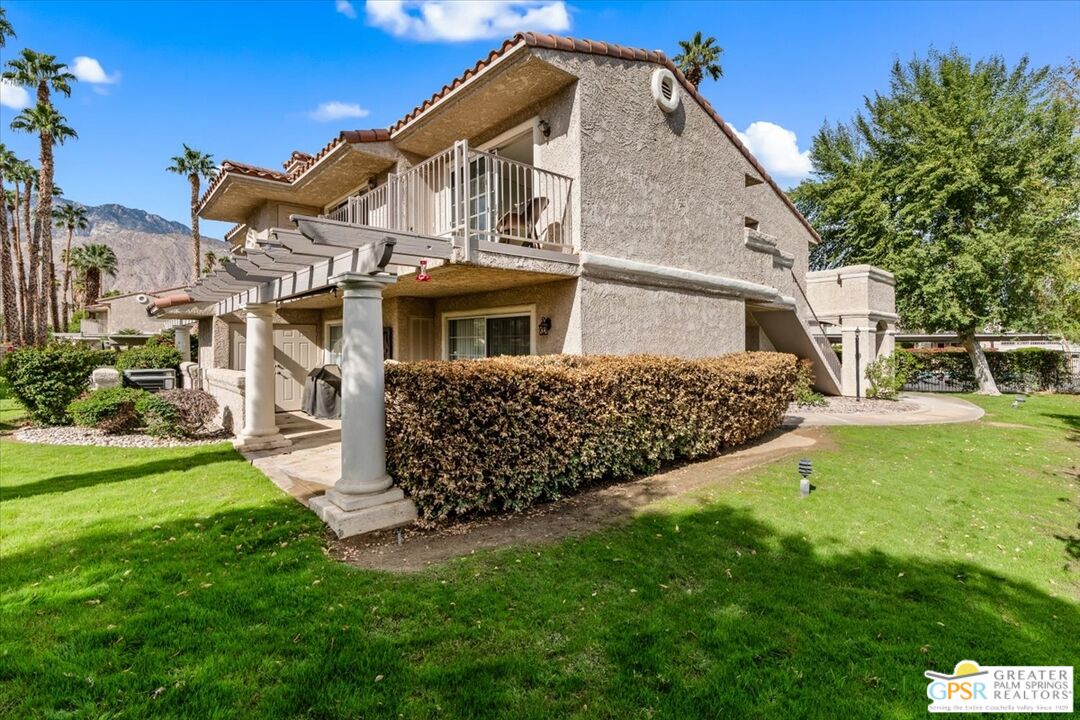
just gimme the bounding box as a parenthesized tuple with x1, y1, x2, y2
(0, 344, 116, 425)
(386, 352, 798, 526)
(115, 344, 183, 372)
(901, 348, 1074, 392)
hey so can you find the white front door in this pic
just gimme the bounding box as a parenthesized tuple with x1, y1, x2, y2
(232, 324, 318, 411)
(273, 326, 317, 411)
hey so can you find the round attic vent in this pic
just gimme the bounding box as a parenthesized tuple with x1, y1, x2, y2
(651, 68, 680, 114)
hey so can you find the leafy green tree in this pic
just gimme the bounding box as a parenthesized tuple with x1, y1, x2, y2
(167, 145, 217, 282)
(674, 32, 724, 87)
(792, 50, 1080, 394)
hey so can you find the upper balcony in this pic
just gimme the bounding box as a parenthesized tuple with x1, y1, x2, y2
(322, 140, 574, 257)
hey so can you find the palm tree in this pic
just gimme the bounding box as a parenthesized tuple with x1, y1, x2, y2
(167, 145, 216, 282)
(69, 243, 117, 308)
(3, 49, 75, 108)
(53, 202, 88, 331)
(0, 145, 19, 343)
(10, 103, 77, 343)
(202, 249, 227, 275)
(4, 50, 76, 344)
(0, 8, 14, 49)
(7, 159, 34, 343)
(674, 32, 724, 87)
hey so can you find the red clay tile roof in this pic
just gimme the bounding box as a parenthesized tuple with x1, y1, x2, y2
(202, 32, 819, 242)
(390, 32, 819, 242)
(388, 33, 667, 134)
(282, 150, 314, 171)
(146, 292, 194, 314)
(199, 160, 290, 209)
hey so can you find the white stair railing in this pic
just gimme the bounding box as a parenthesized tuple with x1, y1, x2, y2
(322, 140, 574, 254)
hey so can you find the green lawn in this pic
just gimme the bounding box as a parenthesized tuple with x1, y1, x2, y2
(1, 394, 1077, 718)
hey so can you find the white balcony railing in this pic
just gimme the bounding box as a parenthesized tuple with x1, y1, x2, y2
(324, 140, 573, 254)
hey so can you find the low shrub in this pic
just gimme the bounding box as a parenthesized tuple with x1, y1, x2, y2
(135, 392, 180, 437)
(67, 387, 215, 437)
(69, 387, 151, 433)
(793, 359, 827, 407)
(149, 389, 217, 437)
(115, 344, 183, 372)
(0, 343, 116, 425)
(386, 352, 798, 527)
(865, 352, 912, 400)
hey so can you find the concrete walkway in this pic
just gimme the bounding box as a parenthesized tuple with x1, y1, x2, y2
(783, 393, 984, 427)
(242, 412, 340, 506)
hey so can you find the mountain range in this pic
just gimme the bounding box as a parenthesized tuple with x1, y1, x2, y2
(51, 201, 228, 295)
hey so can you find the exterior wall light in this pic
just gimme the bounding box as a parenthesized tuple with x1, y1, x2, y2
(538, 316, 552, 336)
(537, 119, 551, 139)
(798, 458, 812, 497)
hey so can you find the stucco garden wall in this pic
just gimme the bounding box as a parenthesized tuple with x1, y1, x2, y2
(203, 367, 244, 432)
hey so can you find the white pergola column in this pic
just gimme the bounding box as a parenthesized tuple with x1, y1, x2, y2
(173, 325, 191, 362)
(232, 303, 290, 451)
(309, 271, 416, 537)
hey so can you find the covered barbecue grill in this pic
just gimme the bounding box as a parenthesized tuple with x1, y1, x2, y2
(301, 365, 342, 419)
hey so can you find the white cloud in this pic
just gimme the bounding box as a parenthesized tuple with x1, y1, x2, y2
(365, 0, 570, 42)
(728, 121, 812, 180)
(336, 0, 358, 19)
(309, 101, 371, 122)
(0, 80, 30, 109)
(71, 56, 120, 85)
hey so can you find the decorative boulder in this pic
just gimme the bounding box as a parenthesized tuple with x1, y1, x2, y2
(90, 367, 121, 390)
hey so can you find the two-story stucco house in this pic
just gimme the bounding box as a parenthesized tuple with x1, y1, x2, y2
(149, 33, 897, 536)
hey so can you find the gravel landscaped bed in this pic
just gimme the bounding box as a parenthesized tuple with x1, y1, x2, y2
(13, 426, 231, 448)
(788, 396, 922, 415)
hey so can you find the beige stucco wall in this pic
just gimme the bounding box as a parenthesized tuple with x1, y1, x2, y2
(578, 277, 744, 357)
(432, 279, 579, 357)
(89, 293, 172, 334)
(203, 367, 244, 432)
(805, 265, 897, 325)
(534, 49, 812, 317)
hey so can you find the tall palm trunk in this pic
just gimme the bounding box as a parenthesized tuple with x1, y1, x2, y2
(21, 178, 36, 345)
(35, 129, 57, 343)
(0, 193, 19, 345)
(61, 224, 74, 332)
(189, 174, 200, 282)
(84, 267, 100, 308)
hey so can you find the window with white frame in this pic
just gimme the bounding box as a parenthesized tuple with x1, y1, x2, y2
(446, 312, 532, 360)
(326, 323, 343, 365)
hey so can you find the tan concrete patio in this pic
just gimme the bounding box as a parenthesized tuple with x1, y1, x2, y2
(242, 412, 341, 506)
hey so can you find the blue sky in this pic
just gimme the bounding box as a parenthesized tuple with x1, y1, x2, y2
(1, 0, 1077, 239)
